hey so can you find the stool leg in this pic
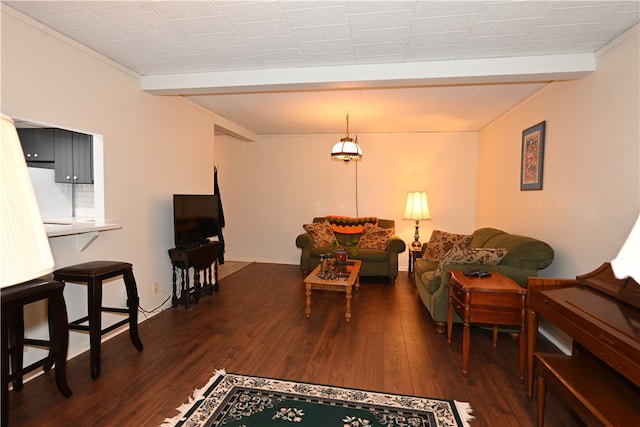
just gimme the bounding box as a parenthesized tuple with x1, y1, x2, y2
(8, 306, 24, 392)
(123, 269, 143, 352)
(88, 279, 102, 380)
(48, 291, 72, 397)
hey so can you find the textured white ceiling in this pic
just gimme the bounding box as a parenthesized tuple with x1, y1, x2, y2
(4, 1, 639, 135)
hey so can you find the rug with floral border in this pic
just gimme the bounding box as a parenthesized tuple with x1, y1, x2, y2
(161, 370, 473, 427)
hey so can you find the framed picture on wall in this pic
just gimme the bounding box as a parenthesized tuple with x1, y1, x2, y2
(520, 121, 546, 191)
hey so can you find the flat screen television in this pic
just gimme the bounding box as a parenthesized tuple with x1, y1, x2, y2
(173, 194, 219, 249)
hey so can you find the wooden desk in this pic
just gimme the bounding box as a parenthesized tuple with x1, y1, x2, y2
(526, 264, 640, 426)
(448, 270, 527, 380)
(304, 260, 362, 321)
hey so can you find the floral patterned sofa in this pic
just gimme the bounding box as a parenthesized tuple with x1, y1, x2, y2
(414, 228, 554, 332)
(295, 216, 406, 283)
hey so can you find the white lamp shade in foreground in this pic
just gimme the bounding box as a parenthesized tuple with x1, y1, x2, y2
(611, 213, 640, 283)
(1, 114, 54, 287)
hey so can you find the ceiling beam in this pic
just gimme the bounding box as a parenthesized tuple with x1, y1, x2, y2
(141, 54, 596, 96)
(212, 112, 255, 142)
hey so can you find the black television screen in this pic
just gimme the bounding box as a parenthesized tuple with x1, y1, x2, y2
(173, 194, 219, 248)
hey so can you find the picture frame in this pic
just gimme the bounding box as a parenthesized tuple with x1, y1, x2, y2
(520, 121, 546, 191)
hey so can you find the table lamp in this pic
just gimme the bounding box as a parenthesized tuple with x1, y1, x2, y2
(403, 191, 431, 250)
(1, 114, 54, 288)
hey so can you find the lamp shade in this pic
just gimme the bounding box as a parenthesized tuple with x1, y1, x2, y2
(331, 138, 362, 162)
(331, 113, 362, 163)
(1, 114, 54, 287)
(403, 191, 431, 220)
(611, 213, 640, 282)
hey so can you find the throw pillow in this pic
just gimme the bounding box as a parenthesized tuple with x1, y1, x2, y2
(325, 215, 378, 234)
(433, 246, 508, 277)
(303, 221, 335, 248)
(357, 223, 394, 250)
(422, 230, 472, 262)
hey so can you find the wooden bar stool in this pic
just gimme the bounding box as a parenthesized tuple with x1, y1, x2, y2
(53, 261, 143, 379)
(2, 279, 72, 427)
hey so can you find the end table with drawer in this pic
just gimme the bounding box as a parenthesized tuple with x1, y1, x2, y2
(447, 270, 527, 381)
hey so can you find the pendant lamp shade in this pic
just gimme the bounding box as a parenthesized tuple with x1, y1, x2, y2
(331, 114, 362, 163)
(0, 114, 54, 288)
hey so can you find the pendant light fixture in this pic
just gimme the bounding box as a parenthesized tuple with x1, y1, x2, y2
(331, 113, 362, 163)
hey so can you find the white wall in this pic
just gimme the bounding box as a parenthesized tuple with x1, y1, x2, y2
(214, 132, 479, 266)
(2, 8, 218, 365)
(477, 26, 639, 280)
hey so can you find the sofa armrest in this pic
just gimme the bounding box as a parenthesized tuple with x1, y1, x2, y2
(296, 232, 312, 249)
(386, 235, 406, 254)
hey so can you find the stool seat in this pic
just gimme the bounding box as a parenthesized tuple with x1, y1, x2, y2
(53, 261, 134, 281)
(54, 261, 143, 379)
(2, 279, 72, 427)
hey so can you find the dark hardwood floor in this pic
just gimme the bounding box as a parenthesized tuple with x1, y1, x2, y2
(7, 263, 583, 426)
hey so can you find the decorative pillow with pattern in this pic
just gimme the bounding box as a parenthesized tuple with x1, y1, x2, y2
(433, 246, 508, 277)
(325, 215, 378, 234)
(357, 223, 394, 250)
(422, 230, 472, 262)
(303, 221, 335, 248)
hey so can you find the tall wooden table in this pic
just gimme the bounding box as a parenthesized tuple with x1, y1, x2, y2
(304, 260, 362, 321)
(447, 270, 527, 380)
(168, 241, 219, 309)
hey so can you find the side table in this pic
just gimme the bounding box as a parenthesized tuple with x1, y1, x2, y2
(168, 241, 220, 309)
(408, 248, 422, 285)
(447, 270, 527, 381)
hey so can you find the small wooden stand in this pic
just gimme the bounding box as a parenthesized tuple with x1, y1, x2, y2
(168, 241, 219, 309)
(448, 270, 527, 380)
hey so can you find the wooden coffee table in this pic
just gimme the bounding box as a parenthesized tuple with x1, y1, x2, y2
(304, 260, 362, 321)
(447, 270, 527, 381)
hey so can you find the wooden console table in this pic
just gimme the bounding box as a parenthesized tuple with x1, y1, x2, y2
(168, 241, 219, 309)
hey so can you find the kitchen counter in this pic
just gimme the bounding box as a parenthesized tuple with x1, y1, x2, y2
(44, 219, 121, 250)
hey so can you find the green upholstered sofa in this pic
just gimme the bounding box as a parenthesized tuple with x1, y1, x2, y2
(414, 227, 554, 333)
(296, 217, 406, 283)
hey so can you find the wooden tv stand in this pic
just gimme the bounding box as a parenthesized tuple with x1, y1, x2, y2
(168, 241, 219, 309)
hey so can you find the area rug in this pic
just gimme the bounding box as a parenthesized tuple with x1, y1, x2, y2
(161, 370, 473, 427)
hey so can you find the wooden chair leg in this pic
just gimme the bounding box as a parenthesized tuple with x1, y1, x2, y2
(48, 292, 72, 397)
(123, 269, 143, 352)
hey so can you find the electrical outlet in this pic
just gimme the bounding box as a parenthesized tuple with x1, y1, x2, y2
(153, 282, 159, 294)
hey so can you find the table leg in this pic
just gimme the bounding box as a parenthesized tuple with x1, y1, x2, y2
(527, 308, 539, 398)
(536, 369, 547, 427)
(462, 317, 470, 376)
(519, 300, 527, 383)
(345, 284, 352, 321)
(447, 290, 454, 344)
(492, 325, 498, 349)
(305, 282, 311, 318)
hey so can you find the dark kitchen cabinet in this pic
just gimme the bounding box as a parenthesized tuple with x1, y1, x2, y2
(17, 128, 55, 162)
(54, 129, 93, 184)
